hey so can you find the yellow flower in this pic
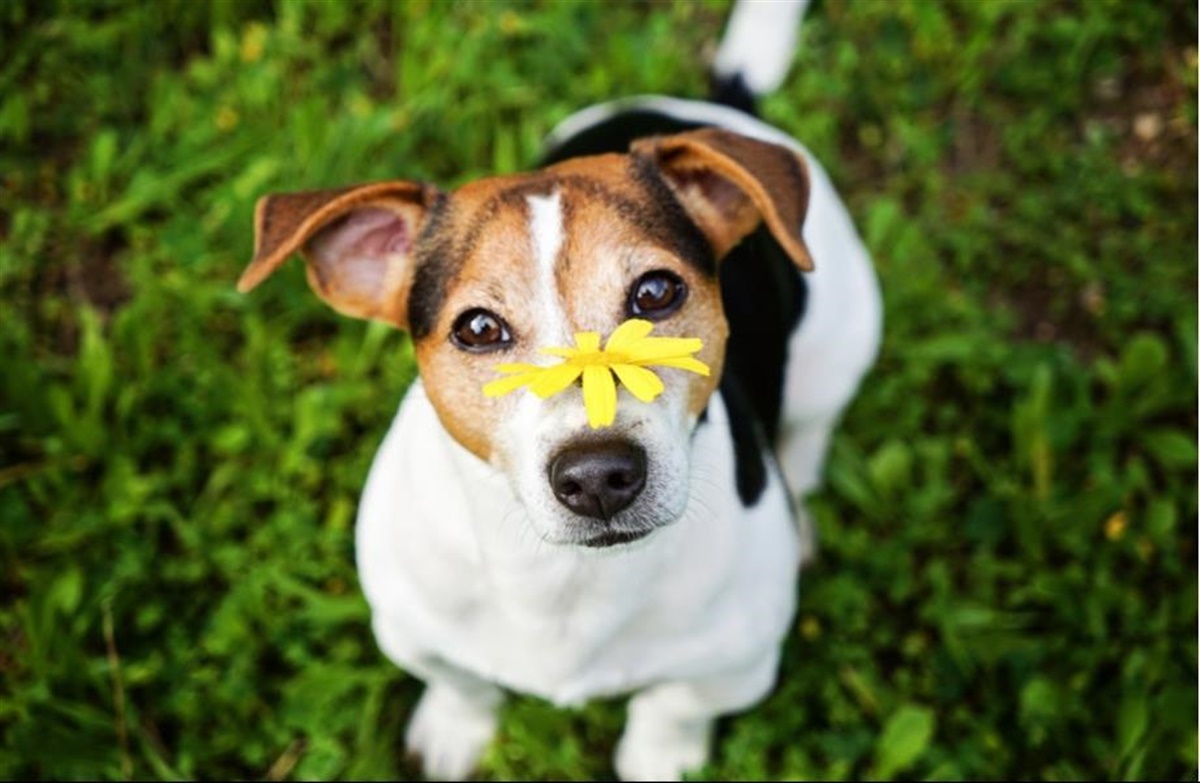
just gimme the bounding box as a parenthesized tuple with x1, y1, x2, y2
(1104, 510, 1128, 541)
(239, 23, 266, 64)
(483, 318, 710, 429)
(215, 106, 239, 132)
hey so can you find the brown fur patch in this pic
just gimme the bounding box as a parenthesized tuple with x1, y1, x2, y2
(555, 174, 727, 419)
(412, 159, 729, 461)
(414, 178, 541, 460)
(632, 129, 814, 272)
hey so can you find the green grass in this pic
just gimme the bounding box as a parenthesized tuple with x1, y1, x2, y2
(1, 0, 1195, 779)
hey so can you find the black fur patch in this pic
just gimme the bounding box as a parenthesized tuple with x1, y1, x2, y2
(626, 156, 716, 276)
(407, 191, 454, 340)
(542, 110, 702, 166)
(718, 227, 807, 443)
(718, 373, 768, 507)
(708, 73, 758, 117)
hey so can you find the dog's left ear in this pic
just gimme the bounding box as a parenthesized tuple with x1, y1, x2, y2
(632, 128, 814, 271)
(237, 180, 438, 329)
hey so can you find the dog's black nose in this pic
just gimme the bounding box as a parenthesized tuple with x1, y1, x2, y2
(550, 441, 647, 521)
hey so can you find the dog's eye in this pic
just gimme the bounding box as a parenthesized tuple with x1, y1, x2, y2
(451, 309, 512, 352)
(628, 270, 687, 319)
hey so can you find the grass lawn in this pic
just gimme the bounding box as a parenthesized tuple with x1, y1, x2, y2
(1, 0, 1196, 779)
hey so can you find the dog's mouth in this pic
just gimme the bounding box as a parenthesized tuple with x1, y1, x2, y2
(579, 528, 652, 548)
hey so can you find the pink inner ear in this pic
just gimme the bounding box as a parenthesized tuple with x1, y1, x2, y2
(314, 208, 411, 261)
(673, 166, 747, 221)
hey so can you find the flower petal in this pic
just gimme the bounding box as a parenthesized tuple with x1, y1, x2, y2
(574, 332, 601, 353)
(611, 363, 665, 402)
(493, 362, 543, 374)
(605, 318, 654, 352)
(484, 372, 540, 397)
(582, 365, 617, 428)
(624, 336, 704, 364)
(645, 356, 711, 376)
(529, 363, 583, 398)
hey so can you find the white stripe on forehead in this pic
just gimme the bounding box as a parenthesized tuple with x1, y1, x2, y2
(528, 191, 564, 277)
(525, 191, 571, 346)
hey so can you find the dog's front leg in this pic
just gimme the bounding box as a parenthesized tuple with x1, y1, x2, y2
(615, 652, 780, 781)
(371, 610, 505, 778)
(404, 668, 504, 781)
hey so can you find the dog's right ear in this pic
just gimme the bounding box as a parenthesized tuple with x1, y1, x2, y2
(237, 181, 438, 329)
(632, 129, 813, 272)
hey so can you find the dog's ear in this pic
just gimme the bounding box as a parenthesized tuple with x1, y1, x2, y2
(237, 181, 438, 329)
(632, 128, 813, 271)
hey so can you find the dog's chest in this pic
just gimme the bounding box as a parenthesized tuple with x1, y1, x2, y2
(355, 384, 799, 705)
(429, 542, 721, 703)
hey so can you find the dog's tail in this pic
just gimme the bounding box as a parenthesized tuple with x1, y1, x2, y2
(709, 0, 810, 115)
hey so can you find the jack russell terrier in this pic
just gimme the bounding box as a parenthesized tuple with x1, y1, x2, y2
(237, 0, 881, 778)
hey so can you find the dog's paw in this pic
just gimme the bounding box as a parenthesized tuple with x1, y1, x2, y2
(614, 718, 711, 782)
(405, 685, 498, 781)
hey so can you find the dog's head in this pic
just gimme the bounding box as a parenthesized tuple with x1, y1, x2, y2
(239, 129, 812, 548)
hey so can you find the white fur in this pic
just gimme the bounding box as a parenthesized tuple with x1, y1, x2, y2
(494, 381, 696, 549)
(404, 682, 501, 780)
(526, 191, 571, 348)
(489, 193, 699, 549)
(528, 192, 564, 279)
(357, 106, 881, 780)
(359, 387, 800, 779)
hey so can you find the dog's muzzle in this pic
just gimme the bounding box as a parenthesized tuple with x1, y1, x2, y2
(548, 439, 646, 524)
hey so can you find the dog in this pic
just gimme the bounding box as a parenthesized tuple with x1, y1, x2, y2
(237, 0, 881, 779)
